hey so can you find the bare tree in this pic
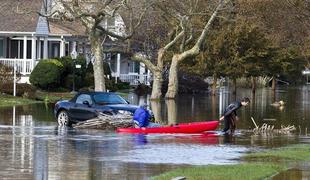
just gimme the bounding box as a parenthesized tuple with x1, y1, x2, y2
(162, 0, 231, 99)
(131, 0, 232, 99)
(41, 0, 150, 91)
(131, 27, 185, 99)
(129, 5, 185, 99)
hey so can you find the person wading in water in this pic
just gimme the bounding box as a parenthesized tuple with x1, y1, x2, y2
(219, 97, 250, 134)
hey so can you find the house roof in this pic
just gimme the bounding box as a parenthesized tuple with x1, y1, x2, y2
(0, 0, 42, 33)
(49, 19, 87, 36)
(0, 0, 125, 38)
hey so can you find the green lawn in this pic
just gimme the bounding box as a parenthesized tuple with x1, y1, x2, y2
(35, 91, 75, 103)
(0, 95, 40, 107)
(243, 144, 310, 162)
(0, 91, 130, 106)
(152, 144, 310, 180)
(152, 163, 285, 180)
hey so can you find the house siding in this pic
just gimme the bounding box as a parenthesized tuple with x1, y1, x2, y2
(36, 16, 49, 36)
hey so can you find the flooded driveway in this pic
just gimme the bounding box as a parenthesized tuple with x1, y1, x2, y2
(0, 86, 309, 179)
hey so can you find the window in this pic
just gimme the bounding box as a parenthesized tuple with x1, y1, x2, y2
(93, 93, 127, 105)
(0, 39, 3, 57)
(129, 61, 140, 73)
(51, 42, 60, 58)
(76, 94, 93, 105)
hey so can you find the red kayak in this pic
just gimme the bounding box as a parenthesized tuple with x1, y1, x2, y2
(116, 120, 219, 134)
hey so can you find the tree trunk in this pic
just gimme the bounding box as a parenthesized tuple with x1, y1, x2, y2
(165, 55, 179, 99)
(271, 76, 276, 91)
(131, 49, 164, 100)
(150, 49, 164, 100)
(211, 74, 217, 96)
(166, 99, 177, 125)
(232, 78, 237, 95)
(151, 70, 163, 100)
(164, 0, 226, 99)
(90, 35, 106, 92)
(150, 100, 162, 123)
(251, 76, 256, 93)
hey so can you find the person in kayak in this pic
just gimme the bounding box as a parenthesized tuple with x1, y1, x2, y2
(133, 103, 161, 128)
(219, 97, 250, 133)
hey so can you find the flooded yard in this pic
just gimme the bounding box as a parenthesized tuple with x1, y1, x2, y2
(0, 86, 309, 179)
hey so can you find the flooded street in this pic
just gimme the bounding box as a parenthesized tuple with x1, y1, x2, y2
(0, 87, 309, 179)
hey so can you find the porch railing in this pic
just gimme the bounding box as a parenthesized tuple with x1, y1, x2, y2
(119, 74, 151, 85)
(0, 58, 34, 75)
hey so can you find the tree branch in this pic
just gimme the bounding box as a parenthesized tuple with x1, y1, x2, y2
(179, 0, 228, 60)
(96, 26, 131, 40)
(132, 53, 158, 72)
(164, 31, 185, 50)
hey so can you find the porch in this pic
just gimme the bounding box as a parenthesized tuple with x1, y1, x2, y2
(0, 32, 79, 83)
(118, 74, 152, 86)
(0, 33, 152, 86)
(0, 58, 33, 75)
(107, 53, 152, 86)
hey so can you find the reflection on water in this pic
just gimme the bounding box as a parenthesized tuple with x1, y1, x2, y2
(0, 87, 309, 179)
(0, 126, 246, 179)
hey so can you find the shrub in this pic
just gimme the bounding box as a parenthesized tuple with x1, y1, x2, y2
(29, 59, 64, 90)
(134, 84, 151, 95)
(116, 81, 130, 90)
(0, 63, 21, 85)
(57, 56, 89, 89)
(0, 83, 37, 99)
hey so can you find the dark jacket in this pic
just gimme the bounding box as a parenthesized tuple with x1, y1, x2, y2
(223, 101, 242, 118)
(133, 107, 151, 127)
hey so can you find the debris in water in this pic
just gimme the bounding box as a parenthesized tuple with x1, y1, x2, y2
(251, 117, 296, 134)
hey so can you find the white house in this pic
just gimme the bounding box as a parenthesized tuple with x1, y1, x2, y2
(0, 0, 151, 85)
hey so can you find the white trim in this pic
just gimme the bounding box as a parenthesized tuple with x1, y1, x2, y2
(119, 74, 151, 85)
(23, 36, 27, 60)
(12, 37, 65, 41)
(46, 37, 68, 41)
(139, 63, 145, 74)
(37, 37, 41, 59)
(11, 37, 30, 40)
(49, 33, 72, 36)
(0, 31, 73, 37)
(128, 72, 139, 75)
(0, 31, 35, 35)
(43, 37, 48, 59)
(0, 58, 34, 75)
(117, 53, 121, 76)
(60, 36, 65, 57)
(31, 36, 36, 62)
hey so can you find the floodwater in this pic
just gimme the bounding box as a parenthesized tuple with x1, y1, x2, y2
(0, 86, 309, 179)
(272, 162, 310, 180)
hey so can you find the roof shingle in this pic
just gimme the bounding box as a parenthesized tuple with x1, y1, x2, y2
(0, 0, 42, 32)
